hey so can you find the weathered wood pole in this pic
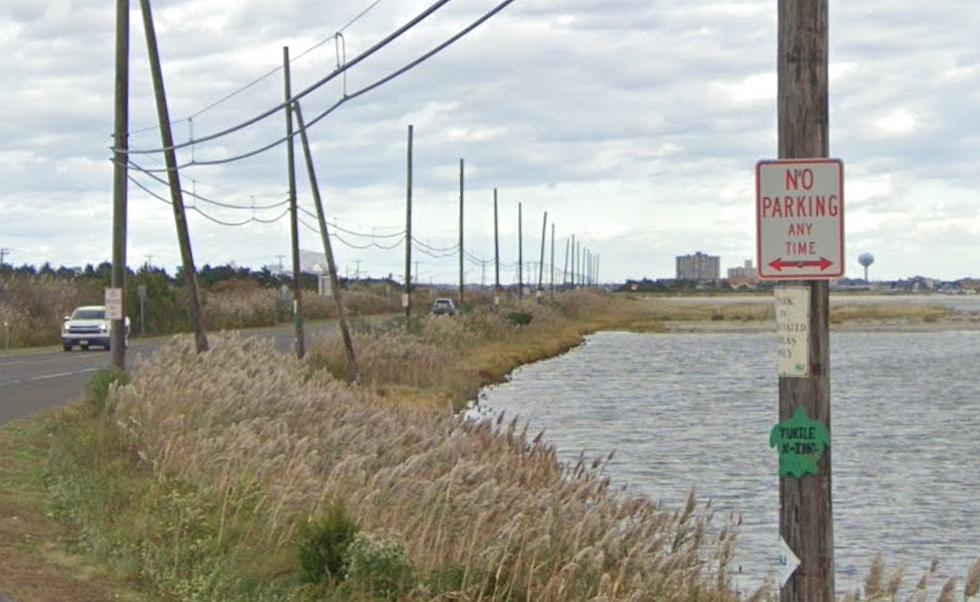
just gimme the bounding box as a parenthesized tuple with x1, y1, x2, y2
(293, 101, 359, 382)
(778, 1, 834, 601)
(458, 159, 464, 306)
(283, 46, 304, 358)
(404, 125, 413, 322)
(110, 0, 129, 369)
(140, 0, 208, 353)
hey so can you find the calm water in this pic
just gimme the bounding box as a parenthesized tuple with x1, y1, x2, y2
(475, 330, 980, 590)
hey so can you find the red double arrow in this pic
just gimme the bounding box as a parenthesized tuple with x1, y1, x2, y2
(768, 257, 833, 272)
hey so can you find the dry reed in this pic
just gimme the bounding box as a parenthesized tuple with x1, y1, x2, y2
(112, 333, 739, 601)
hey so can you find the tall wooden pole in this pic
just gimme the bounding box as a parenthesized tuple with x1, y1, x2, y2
(110, 0, 129, 369)
(139, 0, 208, 353)
(562, 237, 570, 288)
(549, 222, 555, 297)
(293, 102, 358, 381)
(570, 235, 576, 288)
(493, 188, 500, 299)
(405, 125, 413, 321)
(283, 47, 305, 358)
(517, 202, 523, 299)
(458, 158, 464, 306)
(778, 2, 833, 601)
(537, 211, 548, 294)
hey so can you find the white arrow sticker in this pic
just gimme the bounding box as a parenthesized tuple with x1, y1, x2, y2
(777, 537, 801, 588)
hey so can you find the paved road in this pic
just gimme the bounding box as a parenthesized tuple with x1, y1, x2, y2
(0, 322, 334, 427)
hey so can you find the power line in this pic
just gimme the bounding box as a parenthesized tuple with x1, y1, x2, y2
(128, 173, 291, 227)
(124, 0, 518, 170)
(298, 217, 406, 250)
(129, 0, 389, 136)
(128, 160, 290, 210)
(123, 0, 455, 156)
(297, 206, 405, 238)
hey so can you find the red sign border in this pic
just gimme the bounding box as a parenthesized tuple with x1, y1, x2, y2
(755, 158, 845, 281)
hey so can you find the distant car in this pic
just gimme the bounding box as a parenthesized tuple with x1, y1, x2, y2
(61, 305, 129, 351)
(431, 298, 456, 316)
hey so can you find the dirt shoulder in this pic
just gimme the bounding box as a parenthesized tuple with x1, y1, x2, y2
(0, 417, 143, 602)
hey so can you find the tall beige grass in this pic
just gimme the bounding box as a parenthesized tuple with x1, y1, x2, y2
(0, 274, 99, 346)
(112, 334, 740, 601)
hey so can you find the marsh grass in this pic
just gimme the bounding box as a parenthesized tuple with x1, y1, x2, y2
(61, 332, 741, 601)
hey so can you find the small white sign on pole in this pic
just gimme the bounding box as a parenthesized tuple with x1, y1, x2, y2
(401, 293, 410, 308)
(757, 159, 844, 280)
(774, 286, 810, 378)
(105, 288, 123, 320)
(777, 536, 801, 588)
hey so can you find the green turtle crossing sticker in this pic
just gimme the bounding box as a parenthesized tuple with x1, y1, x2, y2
(769, 407, 829, 478)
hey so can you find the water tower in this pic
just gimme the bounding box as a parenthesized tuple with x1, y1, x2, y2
(858, 252, 875, 282)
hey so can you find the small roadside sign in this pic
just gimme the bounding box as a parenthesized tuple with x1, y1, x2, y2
(137, 285, 148, 299)
(774, 286, 810, 377)
(105, 288, 123, 320)
(777, 536, 801, 588)
(756, 159, 844, 280)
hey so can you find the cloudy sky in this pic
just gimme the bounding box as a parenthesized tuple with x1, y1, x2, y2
(1, 0, 978, 283)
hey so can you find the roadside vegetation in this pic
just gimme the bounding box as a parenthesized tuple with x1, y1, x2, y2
(0, 263, 400, 348)
(2, 287, 977, 601)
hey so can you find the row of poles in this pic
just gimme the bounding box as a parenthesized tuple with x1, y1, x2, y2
(109, 0, 600, 377)
(403, 123, 600, 322)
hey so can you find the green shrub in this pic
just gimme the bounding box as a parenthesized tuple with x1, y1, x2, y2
(84, 366, 130, 415)
(346, 531, 415, 599)
(297, 504, 358, 584)
(505, 310, 533, 326)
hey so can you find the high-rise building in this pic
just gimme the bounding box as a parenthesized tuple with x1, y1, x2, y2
(676, 252, 720, 281)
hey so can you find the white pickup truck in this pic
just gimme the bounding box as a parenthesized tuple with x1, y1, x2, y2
(61, 305, 129, 351)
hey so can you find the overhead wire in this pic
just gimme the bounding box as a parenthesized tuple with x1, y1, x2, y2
(128, 160, 290, 210)
(123, 0, 455, 155)
(128, 174, 290, 227)
(128, 0, 389, 136)
(126, 0, 519, 170)
(298, 218, 406, 250)
(297, 207, 405, 238)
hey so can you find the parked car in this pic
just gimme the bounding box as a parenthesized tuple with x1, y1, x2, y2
(61, 305, 129, 351)
(431, 298, 456, 316)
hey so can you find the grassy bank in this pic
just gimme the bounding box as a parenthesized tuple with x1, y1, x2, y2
(2, 291, 977, 601)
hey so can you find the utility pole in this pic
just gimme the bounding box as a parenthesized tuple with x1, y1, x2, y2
(493, 188, 500, 303)
(570, 235, 576, 288)
(110, 0, 129, 369)
(517, 202, 523, 300)
(537, 211, 548, 297)
(404, 125, 413, 322)
(549, 223, 555, 297)
(458, 158, 464, 306)
(777, 2, 833, 602)
(0, 248, 9, 268)
(293, 101, 358, 381)
(283, 46, 304, 358)
(562, 237, 570, 288)
(139, 0, 208, 354)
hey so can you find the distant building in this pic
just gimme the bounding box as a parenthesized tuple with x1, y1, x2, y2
(676, 252, 720, 281)
(727, 260, 758, 289)
(727, 260, 758, 280)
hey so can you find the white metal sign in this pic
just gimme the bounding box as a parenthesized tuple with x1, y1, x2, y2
(756, 159, 844, 280)
(401, 293, 410, 308)
(777, 536, 801, 588)
(105, 288, 123, 320)
(774, 286, 810, 378)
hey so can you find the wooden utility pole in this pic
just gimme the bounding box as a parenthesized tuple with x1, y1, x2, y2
(517, 202, 523, 299)
(549, 223, 555, 297)
(293, 102, 358, 381)
(569, 235, 575, 287)
(405, 125, 413, 321)
(110, 0, 129, 369)
(458, 158, 464, 306)
(283, 46, 305, 358)
(139, 0, 208, 353)
(778, 2, 834, 601)
(493, 188, 500, 299)
(562, 237, 570, 288)
(537, 211, 547, 295)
